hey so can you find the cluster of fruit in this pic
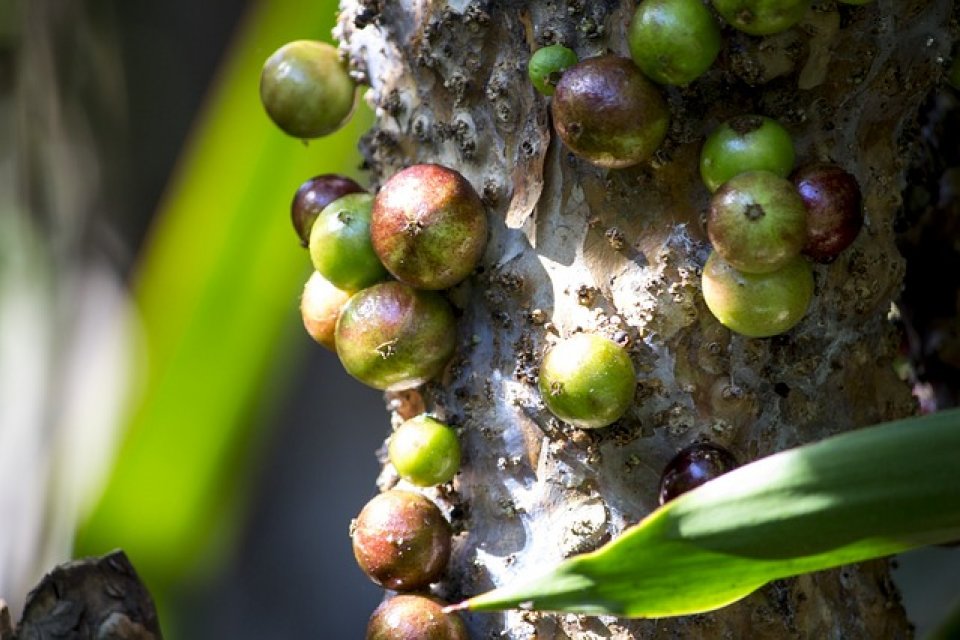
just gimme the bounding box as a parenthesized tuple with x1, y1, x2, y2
(699, 115, 864, 337)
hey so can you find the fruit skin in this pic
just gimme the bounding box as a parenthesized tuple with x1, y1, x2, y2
(552, 56, 669, 169)
(791, 163, 864, 262)
(291, 174, 363, 247)
(659, 443, 739, 505)
(335, 282, 456, 391)
(700, 115, 795, 192)
(259, 40, 356, 139)
(366, 595, 469, 640)
(351, 490, 451, 591)
(628, 0, 722, 86)
(538, 333, 636, 429)
(371, 164, 488, 290)
(300, 271, 352, 350)
(528, 45, 579, 96)
(389, 415, 461, 487)
(702, 251, 813, 338)
(707, 170, 807, 274)
(309, 193, 388, 291)
(711, 0, 811, 36)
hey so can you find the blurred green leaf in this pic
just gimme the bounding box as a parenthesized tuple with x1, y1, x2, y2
(458, 409, 960, 618)
(76, 0, 370, 586)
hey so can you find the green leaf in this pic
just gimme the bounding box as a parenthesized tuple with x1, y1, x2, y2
(457, 409, 960, 618)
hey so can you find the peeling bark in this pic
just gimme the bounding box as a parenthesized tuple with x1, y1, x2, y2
(336, 1, 955, 637)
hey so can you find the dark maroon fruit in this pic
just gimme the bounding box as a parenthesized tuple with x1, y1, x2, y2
(291, 174, 364, 247)
(372, 164, 488, 290)
(659, 442, 739, 505)
(366, 595, 469, 640)
(552, 55, 669, 169)
(351, 490, 451, 591)
(791, 163, 864, 262)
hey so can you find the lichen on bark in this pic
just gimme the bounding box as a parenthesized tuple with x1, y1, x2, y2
(336, 1, 955, 637)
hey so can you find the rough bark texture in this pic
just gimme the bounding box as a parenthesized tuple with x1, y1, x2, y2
(336, 1, 955, 637)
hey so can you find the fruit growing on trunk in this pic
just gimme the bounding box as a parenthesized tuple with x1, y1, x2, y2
(628, 0, 722, 86)
(659, 442, 740, 505)
(388, 415, 461, 487)
(700, 115, 795, 192)
(300, 271, 352, 350)
(528, 45, 579, 96)
(366, 595, 469, 640)
(711, 0, 811, 36)
(291, 174, 363, 247)
(309, 193, 388, 291)
(792, 163, 864, 262)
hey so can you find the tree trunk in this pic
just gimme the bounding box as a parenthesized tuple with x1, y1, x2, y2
(336, 1, 953, 637)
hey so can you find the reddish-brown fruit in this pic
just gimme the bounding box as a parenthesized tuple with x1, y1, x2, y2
(335, 282, 457, 391)
(791, 163, 864, 262)
(372, 164, 487, 290)
(351, 490, 451, 591)
(366, 595, 469, 640)
(300, 271, 352, 350)
(551, 55, 669, 168)
(291, 174, 364, 247)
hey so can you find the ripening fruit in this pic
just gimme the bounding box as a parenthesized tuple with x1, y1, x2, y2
(366, 595, 469, 640)
(388, 415, 461, 486)
(309, 193, 388, 292)
(711, 0, 811, 36)
(260, 40, 356, 139)
(528, 45, 579, 96)
(538, 333, 636, 429)
(335, 282, 456, 391)
(351, 490, 451, 591)
(291, 174, 364, 247)
(702, 251, 814, 338)
(707, 170, 807, 274)
(628, 0, 722, 86)
(791, 163, 864, 262)
(300, 271, 352, 350)
(552, 56, 669, 169)
(371, 164, 488, 290)
(700, 115, 795, 192)
(659, 442, 739, 505)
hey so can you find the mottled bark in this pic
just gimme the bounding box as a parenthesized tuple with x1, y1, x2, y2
(337, 1, 954, 637)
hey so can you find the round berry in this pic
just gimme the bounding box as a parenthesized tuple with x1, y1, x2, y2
(291, 175, 363, 247)
(367, 595, 469, 640)
(659, 443, 739, 505)
(389, 415, 461, 487)
(309, 193, 388, 292)
(552, 56, 669, 169)
(371, 164, 487, 290)
(702, 251, 813, 338)
(628, 0, 722, 86)
(300, 271, 352, 350)
(335, 282, 456, 391)
(700, 115, 795, 192)
(351, 490, 451, 591)
(707, 170, 807, 274)
(538, 333, 636, 429)
(710, 0, 811, 36)
(528, 45, 579, 96)
(259, 40, 356, 139)
(791, 163, 864, 262)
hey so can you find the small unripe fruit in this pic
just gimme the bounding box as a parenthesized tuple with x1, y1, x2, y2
(291, 174, 363, 247)
(336, 282, 456, 391)
(700, 115, 795, 192)
(711, 0, 811, 36)
(366, 595, 469, 640)
(791, 163, 864, 262)
(389, 415, 461, 487)
(309, 193, 388, 291)
(708, 170, 807, 274)
(552, 56, 669, 169)
(352, 490, 451, 591)
(372, 164, 488, 290)
(260, 40, 356, 139)
(528, 45, 579, 96)
(300, 271, 352, 350)
(702, 251, 813, 338)
(628, 0, 722, 86)
(538, 334, 636, 429)
(659, 443, 739, 505)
